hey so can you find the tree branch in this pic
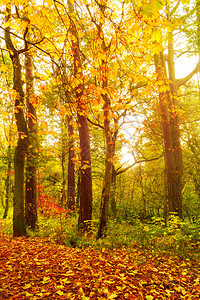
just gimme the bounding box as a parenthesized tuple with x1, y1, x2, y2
(176, 59, 200, 87)
(116, 153, 163, 176)
(87, 117, 104, 129)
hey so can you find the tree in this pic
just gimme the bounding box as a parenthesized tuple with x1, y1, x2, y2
(153, 1, 200, 219)
(25, 49, 38, 231)
(85, 0, 154, 236)
(3, 135, 12, 219)
(0, 52, 15, 219)
(67, 114, 76, 210)
(5, 5, 29, 236)
(67, 0, 93, 230)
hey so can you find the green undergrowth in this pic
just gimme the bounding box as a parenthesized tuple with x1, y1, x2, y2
(0, 207, 13, 235)
(1, 209, 199, 260)
(28, 213, 200, 260)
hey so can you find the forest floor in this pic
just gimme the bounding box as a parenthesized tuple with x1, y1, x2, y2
(0, 233, 199, 300)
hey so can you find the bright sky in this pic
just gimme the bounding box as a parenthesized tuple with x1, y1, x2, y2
(176, 55, 199, 79)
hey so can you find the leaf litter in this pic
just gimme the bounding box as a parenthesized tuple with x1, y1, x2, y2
(0, 233, 199, 299)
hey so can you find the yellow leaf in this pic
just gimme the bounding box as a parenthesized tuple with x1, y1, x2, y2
(0, 64, 8, 72)
(25, 292, 33, 297)
(65, 270, 74, 276)
(152, 30, 162, 42)
(61, 278, 71, 284)
(23, 283, 31, 289)
(159, 85, 170, 93)
(56, 284, 64, 289)
(146, 296, 153, 300)
(42, 276, 50, 283)
(108, 293, 118, 299)
(181, 0, 190, 3)
(151, 42, 163, 54)
(4, 20, 11, 28)
(56, 290, 64, 296)
(2, 111, 10, 117)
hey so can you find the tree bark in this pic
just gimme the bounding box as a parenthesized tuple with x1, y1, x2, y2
(167, 23, 183, 218)
(77, 113, 93, 230)
(154, 51, 183, 219)
(3, 145, 12, 219)
(86, 1, 119, 238)
(25, 50, 38, 231)
(96, 4, 117, 238)
(5, 6, 29, 236)
(67, 0, 93, 231)
(60, 118, 67, 208)
(67, 115, 75, 210)
(110, 166, 117, 218)
(98, 62, 113, 238)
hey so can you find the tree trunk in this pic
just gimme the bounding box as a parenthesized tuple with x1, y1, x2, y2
(3, 145, 11, 219)
(61, 150, 67, 208)
(5, 6, 29, 236)
(14, 139, 28, 236)
(197, 1, 200, 52)
(167, 16, 183, 218)
(110, 166, 117, 218)
(76, 168, 81, 209)
(96, 4, 117, 238)
(60, 118, 67, 208)
(67, 0, 93, 230)
(154, 51, 183, 219)
(98, 82, 113, 238)
(25, 50, 38, 231)
(77, 114, 93, 229)
(67, 115, 75, 210)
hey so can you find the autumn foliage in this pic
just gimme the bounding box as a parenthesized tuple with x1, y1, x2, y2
(0, 0, 200, 298)
(37, 184, 70, 217)
(0, 233, 200, 299)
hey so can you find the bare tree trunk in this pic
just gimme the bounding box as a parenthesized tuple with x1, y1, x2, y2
(5, 6, 29, 236)
(67, 115, 75, 210)
(25, 50, 38, 231)
(76, 168, 81, 209)
(154, 51, 183, 219)
(61, 149, 67, 207)
(68, 0, 93, 231)
(167, 13, 183, 218)
(3, 145, 11, 219)
(77, 113, 93, 230)
(86, 1, 118, 238)
(60, 118, 67, 208)
(154, 2, 200, 218)
(110, 166, 117, 218)
(98, 66, 113, 238)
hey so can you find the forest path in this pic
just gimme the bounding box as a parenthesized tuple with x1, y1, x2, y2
(0, 233, 199, 299)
